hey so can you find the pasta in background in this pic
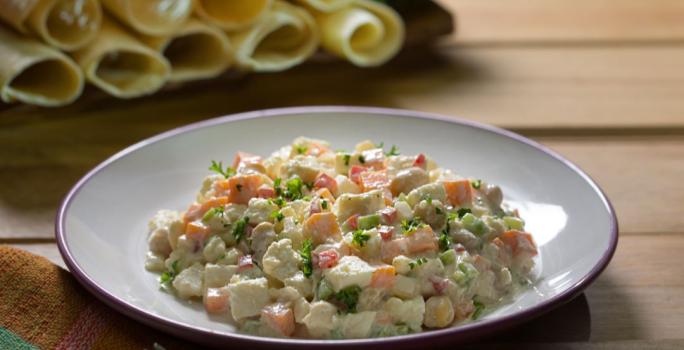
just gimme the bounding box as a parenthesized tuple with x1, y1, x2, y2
(230, 0, 318, 72)
(0, 26, 84, 106)
(315, 0, 404, 67)
(141, 19, 233, 82)
(0, 0, 102, 51)
(194, 0, 272, 31)
(101, 0, 193, 36)
(295, 0, 354, 13)
(71, 16, 170, 98)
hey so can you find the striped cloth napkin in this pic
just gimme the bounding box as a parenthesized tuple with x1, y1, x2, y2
(0, 245, 196, 350)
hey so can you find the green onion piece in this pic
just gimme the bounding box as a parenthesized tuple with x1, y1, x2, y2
(472, 301, 485, 320)
(202, 206, 224, 222)
(232, 217, 249, 243)
(299, 239, 313, 278)
(335, 285, 362, 313)
(352, 229, 371, 247)
(503, 216, 524, 230)
(439, 249, 457, 265)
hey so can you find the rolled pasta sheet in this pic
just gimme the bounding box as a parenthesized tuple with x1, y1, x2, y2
(0, 0, 102, 51)
(141, 19, 233, 82)
(0, 26, 84, 107)
(194, 0, 272, 31)
(72, 17, 171, 98)
(294, 0, 354, 13)
(230, 1, 318, 72)
(316, 0, 404, 67)
(101, 0, 192, 36)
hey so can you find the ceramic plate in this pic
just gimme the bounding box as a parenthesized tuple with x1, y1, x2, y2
(56, 106, 618, 349)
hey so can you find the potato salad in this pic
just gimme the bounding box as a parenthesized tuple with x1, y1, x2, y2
(145, 137, 538, 339)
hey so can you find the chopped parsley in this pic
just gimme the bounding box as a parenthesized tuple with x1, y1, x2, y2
(295, 145, 308, 155)
(358, 155, 366, 164)
(343, 154, 351, 166)
(409, 257, 428, 270)
(351, 229, 371, 247)
(299, 239, 313, 278)
(335, 285, 362, 313)
(438, 230, 451, 251)
(424, 194, 432, 205)
(208, 160, 235, 178)
(304, 182, 314, 191)
(471, 179, 482, 190)
(401, 218, 426, 235)
(284, 177, 304, 200)
(385, 145, 400, 156)
(273, 178, 283, 196)
(270, 210, 285, 222)
(232, 217, 249, 243)
(376, 141, 384, 148)
(321, 200, 328, 209)
(435, 207, 443, 215)
(272, 197, 285, 207)
(202, 206, 224, 222)
(472, 300, 485, 320)
(235, 184, 243, 192)
(160, 260, 180, 285)
(456, 208, 472, 219)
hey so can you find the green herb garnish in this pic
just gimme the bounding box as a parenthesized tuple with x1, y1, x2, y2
(352, 229, 371, 247)
(284, 177, 304, 200)
(409, 257, 428, 270)
(295, 145, 308, 155)
(209, 160, 235, 178)
(321, 200, 328, 209)
(438, 230, 451, 251)
(335, 285, 362, 313)
(358, 155, 366, 164)
(471, 179, 482, 190)
(202, 206, 224, 222)
(385, 145, 400, 156)
(160, 260, 180, 285)
(232, 217, 249, 243)
(456, 208, 472, 219)
(343, 154, 351, 166)
(299, 239, 313, 278)
(472, 300, 485, 320)
(401, 218, 426, 235)
(270, 210, 285, 222)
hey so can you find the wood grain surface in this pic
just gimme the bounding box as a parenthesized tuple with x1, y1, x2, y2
(1, 0, 683, 348)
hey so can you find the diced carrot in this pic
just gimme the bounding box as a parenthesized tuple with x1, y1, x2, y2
(257, 184, 276, 198)
(204, 287, 230, 314)
(499, 230, 538, 256)
(349, 165, 366, 185)
(359, 170, 389, 192)
(406, 226, 439, 253)
(304, 212, 342, 245)
(413, 153, 427, 169)
(186, 221, 211, 242)
(261, 303, 295, 337)
(443, 179, 473, 207)
(343, 214, 359, 231)
(314, 173, 338, 195)
(316, 188, 336, 203)
(227, 174, 264, 204)
(306, 142, 330, 157)
(183, 203, 202, 223)
(380, 238, 408, 263)
(371, 265, 396, 289)
(232, 151, 262, 169)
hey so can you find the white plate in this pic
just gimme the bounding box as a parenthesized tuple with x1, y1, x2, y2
(56, 106, 617, 348)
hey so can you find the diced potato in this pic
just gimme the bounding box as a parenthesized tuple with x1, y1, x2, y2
(204, 263, 237, 288)
(406, 183, 447, 208)
(244, 198, 278, 225)
(303, 301, 337, 338)
(279, 217, 304, 249)
(323, 255, 375, 292)
(228, 277, 271, 320)
(333, 311, 377, 339)
(334, 189, 385, 222)
(392, 275, 419, 299)
(293, 297, 311, 323)
(217, 247, 241, 265)
(284, 271, 314, 298)
(203, 236, 226, 263)
(144, 252, 165, 272)
(172, 263, 204, 299)
(251, 222, 277, 263)
(335, 175, 360, 195)
(392, 255, 413, 275)
(281, 156, 322, 183)
(424, 296, 455, 328)
(357, 287, 386, 312)
(413, 199, 446, 229)
(354, 140, 376, 152)
(270, 286, 302, 303)
(148, 209, 184, 250)
(262, 239, 302, 281)
(394, 201, 413, 221)
(382, 297, 425, 332)
(390, 167, 429, 197)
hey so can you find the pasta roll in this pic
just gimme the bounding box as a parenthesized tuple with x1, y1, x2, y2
(141, 18, 233, 82)
(230, 0, 318, 72)
(194, 0, 272, 31)
(101, 0, 192, 36)
(0, 26, 84, 107)
(0, 0, 102, 51)
(295, 0, 354, 13)
(72, 17, 171, 98)
(316, 0, 404, 67)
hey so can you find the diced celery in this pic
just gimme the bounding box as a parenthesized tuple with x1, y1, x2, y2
(439, 249, 457, 265)
(503, 216, 524, 230)
(460, 213, 476, 227)
(358, 214, 381, 230)
(461, 213, 487, 236)
(453, 262, 479, 286)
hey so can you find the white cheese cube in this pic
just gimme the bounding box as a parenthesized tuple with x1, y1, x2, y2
(323, 255, 375, 292)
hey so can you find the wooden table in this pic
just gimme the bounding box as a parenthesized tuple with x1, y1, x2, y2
(2, 1, 683, 348)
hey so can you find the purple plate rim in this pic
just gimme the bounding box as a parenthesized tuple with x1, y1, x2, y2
(55, 106, 619, 348)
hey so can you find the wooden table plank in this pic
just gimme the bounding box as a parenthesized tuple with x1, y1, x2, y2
(441, 0, 684, 43)
(1, 133, 681, 239)
(7, 233, 684, 344)
(3, 44, 683, 130)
